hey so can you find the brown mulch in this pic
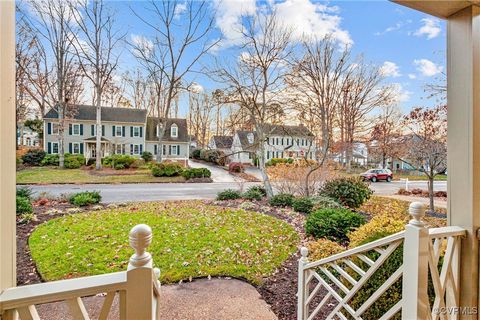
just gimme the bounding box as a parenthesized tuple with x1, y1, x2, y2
(229, 171, 261, 182)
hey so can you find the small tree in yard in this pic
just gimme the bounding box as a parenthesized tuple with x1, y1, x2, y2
(401, 105, 447, 212)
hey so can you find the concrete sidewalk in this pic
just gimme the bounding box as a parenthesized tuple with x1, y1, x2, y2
(35, 279, 277, 320)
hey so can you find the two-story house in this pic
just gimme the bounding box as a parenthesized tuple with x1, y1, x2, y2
(230, 124, 316, 165)
(43, 105, 190, 164)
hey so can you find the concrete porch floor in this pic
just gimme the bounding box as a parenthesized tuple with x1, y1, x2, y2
(35, 279, 278, 320)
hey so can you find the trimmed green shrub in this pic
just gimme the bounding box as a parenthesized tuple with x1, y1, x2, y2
(242, 188, 263, 201)
(141, 151, 153, 162)
(191, 149, 201, 159)
(151, 162, 184, 177)
(16, 196, 33, 215)
(266, 158, 294, 166)
(22, 149, 46, 166)
(216, 189, 242, 200)
(311, 195, 342, 210)
(246, 185, 267, 197)
(182, 168, 211, 180)
(64, 157, 81, 169)
(17, 186, 33, 200)
(305, 208, 366, 243)
(292, 197, 314, 214)
(41, 154, 60, 166)
(69, 191, 101, 207)
(319, 177, 373, 209)
(269, 193, 295, 207)
(103, 155, 136, 169)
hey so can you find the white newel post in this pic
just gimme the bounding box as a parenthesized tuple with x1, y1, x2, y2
(401, 202, 429, 320)
(125, 224, 159, 320)
(297, 247, 309, 320)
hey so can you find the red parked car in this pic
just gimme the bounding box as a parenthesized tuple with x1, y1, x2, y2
(360, 169, 393, 182)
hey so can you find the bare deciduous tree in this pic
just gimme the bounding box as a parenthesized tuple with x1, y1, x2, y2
(26, 0, 85, 168)
(70, 0, 125, 169)
(132, 0, 219, 162)
(401, 105, 447, 212)
(188, 91, 217, 148)
(211, 11, 292, 197)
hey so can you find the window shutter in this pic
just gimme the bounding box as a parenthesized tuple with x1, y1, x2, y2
(112, 125, 116, 137)
(80, 143, 84, 154)
(69, 143, 72, 154)
(163, 145, 166, 155)
(122, 126, 126, 137)
(177, 145, 180, 156)
(102, 125, 105, 136)
(140, 144, 143, 154)
(130, 127, 133, 137)
(140, 127, 143, 138)
(154, 145, 158, 155)
(47, 123, 52, 135)
(80, 124, 83, 135)
(91, 124, 94, 136)
(169, 145, 172, 155)
(47, 142, 52, 154)
(130, 144, 133, 155)
(122, 144, 125, 155)
(69, 124, 72, 135)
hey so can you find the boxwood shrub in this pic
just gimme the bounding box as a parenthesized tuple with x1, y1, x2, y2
(319, 177, 373, 209)
(16, 196, 33, 215)
(21, 149, 46, 166)
(216, 189, 242, 200)
(182, 168, 211, 180)
(151, 162, 184, 177)
(305, 208, 366, 243)
(242, 188, 264, 201)
(292, 197, 314, 214)
(269, 193, 295, 207)
(69, 191, 101, 207)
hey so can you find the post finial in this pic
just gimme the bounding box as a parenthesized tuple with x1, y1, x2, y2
(300, 247, 309, 261)
(128, 224, 153, 270)
(409, 202, 426, 227)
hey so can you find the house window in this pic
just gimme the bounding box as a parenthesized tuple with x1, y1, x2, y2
(133, 126, 141, 137)
(72, 143, 80, 154)
(171, 145, 178, 155)
(133, 144, 140, 155)
(115, 144, 125, 155)
(72, 124, 81, 135)
(171, 124, 178, 138)
(52, 123, 59, 135)
(116, 126, 123, 137)
(52, 142, 59, 154)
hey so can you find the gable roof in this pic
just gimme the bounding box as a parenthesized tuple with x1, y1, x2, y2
(44, 105, 147, 123)
(211, 135, 233, 149)
(236, 131, 258, 150)
(260, 124, 314, 137)
(145, 117, 189, 143)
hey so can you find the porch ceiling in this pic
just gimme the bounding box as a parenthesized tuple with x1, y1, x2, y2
(391, 0, 480, 18)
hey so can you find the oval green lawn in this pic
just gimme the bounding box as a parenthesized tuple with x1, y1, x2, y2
(29, 201, 299, 285)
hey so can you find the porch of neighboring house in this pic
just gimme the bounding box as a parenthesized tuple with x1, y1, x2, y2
(83, 137, 112, 160)
(2, 1, 480, 320)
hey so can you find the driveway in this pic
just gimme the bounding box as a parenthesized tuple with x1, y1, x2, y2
(188, 160, 242, 183)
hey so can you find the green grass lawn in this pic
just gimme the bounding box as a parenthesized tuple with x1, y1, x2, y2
(17, 167, 185, 184)
(29, 201, 299, 285)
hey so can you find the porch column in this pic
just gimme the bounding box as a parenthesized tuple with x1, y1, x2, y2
(0, 0, 17, 291)
(447, 5, 480, 318)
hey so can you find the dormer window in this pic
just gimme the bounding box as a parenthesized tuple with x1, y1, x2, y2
(171, 124, 178, 138)
(247, 133, 254, 144)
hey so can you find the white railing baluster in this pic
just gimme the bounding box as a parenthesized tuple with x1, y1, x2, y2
(297, 247, 309, 320)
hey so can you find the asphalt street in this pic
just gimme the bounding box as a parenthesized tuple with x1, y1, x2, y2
(25, 180, 447, 203)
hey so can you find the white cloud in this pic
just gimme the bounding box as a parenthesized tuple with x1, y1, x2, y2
(380, 61, 401, 78)
(414, 18, 441, 39)
(274, 0, 352, 46)
(391, 83, 411, 103)
(213, 0, 352, 51)
(414, 59, 443, 77)
(174, 3, 187, 19)
(130, 34, 154, 56)
(408, 73, 416, 79)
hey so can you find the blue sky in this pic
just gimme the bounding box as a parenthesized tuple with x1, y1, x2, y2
(24, 0, 447, 116)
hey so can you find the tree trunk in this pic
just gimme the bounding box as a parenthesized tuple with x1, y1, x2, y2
(256, 128, 274, 198)
(59, 106, 65, 169)
(428, 175, 435, 213)
(156, 122, 165, 163)
(95, 86, 102, 170)
(382, 153, 386, 169)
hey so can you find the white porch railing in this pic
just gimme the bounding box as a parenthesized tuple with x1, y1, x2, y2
(297, 202, 466, 320)
(0, 224, 161, 320)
